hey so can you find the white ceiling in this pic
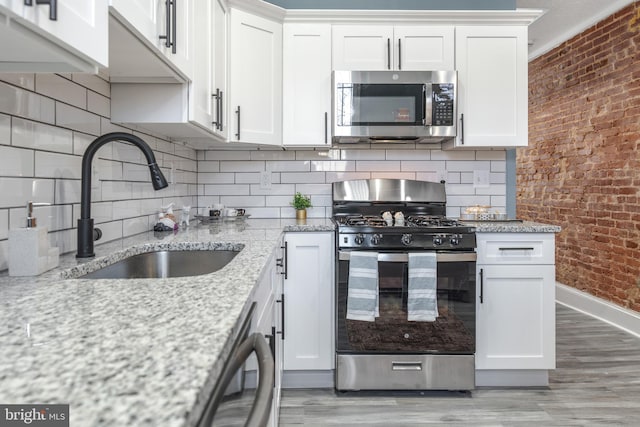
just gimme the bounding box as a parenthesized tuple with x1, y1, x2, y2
(517, 0, 635, 59)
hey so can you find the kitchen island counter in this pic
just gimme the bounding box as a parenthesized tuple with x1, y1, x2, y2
(0, 218, 333, 427)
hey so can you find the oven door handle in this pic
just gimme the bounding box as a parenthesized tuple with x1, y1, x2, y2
(338, 251, 476, 263)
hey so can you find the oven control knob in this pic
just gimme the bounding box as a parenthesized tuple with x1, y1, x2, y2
(371, 234, 383, 245)
(354, 233, 365, 245)
(450, 235, 460, 246)
(401, 234, 413, 246)
(433, 235, 444, 246)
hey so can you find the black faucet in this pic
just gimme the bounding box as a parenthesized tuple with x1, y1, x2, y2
(76, 132, 169, 258)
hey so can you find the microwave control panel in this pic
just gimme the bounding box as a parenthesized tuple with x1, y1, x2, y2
(432, 83, 455, 126)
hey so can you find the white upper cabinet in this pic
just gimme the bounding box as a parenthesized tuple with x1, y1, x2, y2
(450, 26, 528, 148)
(332, 25, 454, 71)
(212, 0, 228, 140)
(0, 0, 108, 72)
(228, 7, 282, 146)
(109, 0, 194, 83)
(282, 23, 332, 147)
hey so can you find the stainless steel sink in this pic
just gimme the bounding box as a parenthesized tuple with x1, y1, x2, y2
(78, 250, 239, 279)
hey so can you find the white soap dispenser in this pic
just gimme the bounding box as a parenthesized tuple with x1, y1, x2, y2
(8, 202, 60, 276)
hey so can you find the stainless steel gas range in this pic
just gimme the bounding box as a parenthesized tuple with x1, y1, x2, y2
(332, 178, 477, 391)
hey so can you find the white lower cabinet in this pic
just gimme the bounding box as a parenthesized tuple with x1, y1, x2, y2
(282, 232, 334, 385)
(475, 233, 556, 381)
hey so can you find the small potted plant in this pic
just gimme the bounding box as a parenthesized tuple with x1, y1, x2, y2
(291, 192, 312, 220)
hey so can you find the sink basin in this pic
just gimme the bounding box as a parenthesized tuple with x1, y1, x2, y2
(78, 250, 239, 279)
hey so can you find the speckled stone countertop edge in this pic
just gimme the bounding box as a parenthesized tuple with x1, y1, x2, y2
(460, 220, 561, 233)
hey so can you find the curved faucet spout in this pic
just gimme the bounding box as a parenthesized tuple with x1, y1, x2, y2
(77, 132, 169, 258)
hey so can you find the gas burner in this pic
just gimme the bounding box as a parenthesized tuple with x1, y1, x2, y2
(343, 215, 387, 227)
(407, 216, 462, 228)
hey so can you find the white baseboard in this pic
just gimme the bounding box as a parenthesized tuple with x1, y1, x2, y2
(556, 282, 640, 338)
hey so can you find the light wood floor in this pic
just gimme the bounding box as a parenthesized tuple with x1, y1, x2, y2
(279, 304, 640, 426)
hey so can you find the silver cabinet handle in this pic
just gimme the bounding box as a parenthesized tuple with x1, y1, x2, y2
(218, 91, 223, 132)
(398, 38, 402, 70)
(387, 38, 391, 70)
(212, 89, 221, 130)
(460, 113, 464, 144)
(479, 268, 484, 304)
(499, 247, 535, 251)
(324, 112, 328, 144)
(159, 0, 176, 53)
(27, 0, 57, 20)
(338, 251, 476, 263)
(235, 106, 241, 140)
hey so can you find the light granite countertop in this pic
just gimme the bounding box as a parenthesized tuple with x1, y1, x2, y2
(460, 220, 561, 233)
(0, 218, 334, 427)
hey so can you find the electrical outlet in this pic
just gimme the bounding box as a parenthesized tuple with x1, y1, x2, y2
(260, 171, 272, 190)
(473, 170, 490, 188)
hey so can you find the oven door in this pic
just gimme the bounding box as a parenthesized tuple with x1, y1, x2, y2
(336, 251, 476, 355)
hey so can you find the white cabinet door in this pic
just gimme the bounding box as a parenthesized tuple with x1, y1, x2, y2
(212, 0, 228, 140)
(476, 264, 556, 370)
(189, 0, 214, 132)
(228, 8, 282, 146)
(454, 26, 528, 147)
(109, 0, 193, 80)
(332, 25, 454, 71)
(332, 25, 394, 70)
(0, 0, 108, 72)
(282, 23, 331, 147)
(394, 26, 454, 70)
(283, 232, 334, 371)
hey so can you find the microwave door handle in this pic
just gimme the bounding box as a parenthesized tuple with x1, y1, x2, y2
(424, 84, 432, 127)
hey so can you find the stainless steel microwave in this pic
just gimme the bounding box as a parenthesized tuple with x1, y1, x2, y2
(332, 70, 457, 144)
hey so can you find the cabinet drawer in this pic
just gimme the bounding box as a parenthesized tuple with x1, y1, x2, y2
(477, 233, 555, 265)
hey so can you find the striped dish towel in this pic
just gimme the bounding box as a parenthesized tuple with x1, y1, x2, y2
(346, 252, 379, 322)
(407, 252, 438, 322)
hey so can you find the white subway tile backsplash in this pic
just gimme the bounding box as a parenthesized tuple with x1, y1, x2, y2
(0, 209, 8, 240)
(447, 195, 491, 208)
(356, 161, 400, 172)
(87, 91, 110, 117)
(249, 184, 295, 195)
(0, 114, 9, 144)
(219, 195, 265, 207)
(56, 102, 100, 135)
(73, 132, 95, 155)
(0, 178, 55, 208)
(310, 161, 355, 172)
(475, 184, 507, 196)
(55, 179, 82, 205)
(295, 149, 339, 161)
(0, 146, 34, 177)
(198, 161, 220, 173)
(113, 199, 142, 220)
(430, 150, 476, 161)
(102, 181, 133, 201)
(251, 150, 296, 161)
(325, 172, 370, 182)
(100, 117, 130, 136)
(71, 73, 110, 97)
(491, 161, 506, 172)
(341, 149, 385, 160)
(372, 172, 416, 180)
(0, 240, 8, 271)
(246, 207, 281, 218)
(0, 74, 35, 91)
(112, 141, 144, 163)
(446, 161, 490, 172)
(401, 160, 445, 172)
(490, 172, 506, 184)
(35, 151, 82, 179)
(476, 150, 506, 160)
(35, 74, 87, 109)
(206, 151, 250, 161)
(266, 160, 310, 172)
(0, 82, 55, 123)
(174, 144, 197, 161)
(220, 161, 264, 173)
(123, 217, 149, 236)
(122, 162, 151, 182)
(12, 117, 73, 153)
(265, 195, 292, 207)
(204, 184, 250, 196)
(50, 228, 76, 255)
(199, 173, 234, 184)
(386, 149, 431, 160)
(96, 220, 124, 244)
(446, 184, 476, 195)
(294, 184, 331, 195)
(281, 172, 325, 184)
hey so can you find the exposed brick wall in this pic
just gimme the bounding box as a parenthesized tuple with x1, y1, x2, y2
(519, 2, 640, 312)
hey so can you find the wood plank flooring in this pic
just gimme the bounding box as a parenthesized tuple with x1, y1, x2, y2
(279, 304, 640, 426)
